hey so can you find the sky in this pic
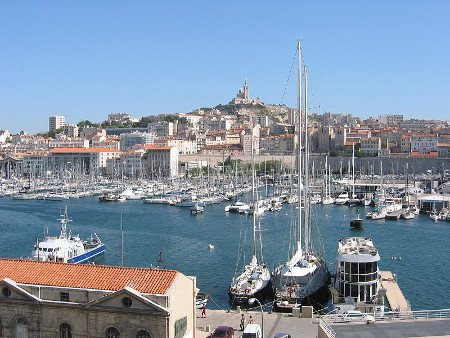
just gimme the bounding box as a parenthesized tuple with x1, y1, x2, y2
(1, 1, 449, 133)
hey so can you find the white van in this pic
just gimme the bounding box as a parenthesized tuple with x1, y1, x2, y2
(342, 310, 375, 324)
(243, 323, 262, 338)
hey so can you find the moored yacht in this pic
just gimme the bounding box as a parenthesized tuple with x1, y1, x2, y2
(334, 192, 349, 205)
(330, 237, 385, 315)
(31, 207, 106, 264)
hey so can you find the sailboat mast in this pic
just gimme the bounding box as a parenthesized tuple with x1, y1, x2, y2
(304, 65, 311, 254)
(296, 39, 303, 253)
(251, 129, 257, 258)
(352, 143, 355, 198)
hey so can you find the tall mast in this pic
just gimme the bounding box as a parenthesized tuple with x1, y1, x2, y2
(304, 65, 310, 254)
(251, 127, 257, 258)
(296, 39, 303, 254)
(352, 143, 355, 198)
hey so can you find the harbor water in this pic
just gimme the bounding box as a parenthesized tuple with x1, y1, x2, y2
(0, 196, 448, 311)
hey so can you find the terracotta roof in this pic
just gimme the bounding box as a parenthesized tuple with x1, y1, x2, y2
(0, 259, 177, 294)
(51, 147, 120, 153)
(410, 151, 439, 158)
(142, 144, 172, 150)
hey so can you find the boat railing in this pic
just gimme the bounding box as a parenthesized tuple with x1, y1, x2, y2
(321, 308, 450, 323)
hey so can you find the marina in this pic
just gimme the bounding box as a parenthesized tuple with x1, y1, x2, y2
(0, 183, 449, 312)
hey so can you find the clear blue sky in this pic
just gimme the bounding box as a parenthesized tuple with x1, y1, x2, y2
(1, 1, 449, 133)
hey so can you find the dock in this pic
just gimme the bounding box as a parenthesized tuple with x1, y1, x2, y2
(380, 271, 411, 312)
(195, 309, 318, 338)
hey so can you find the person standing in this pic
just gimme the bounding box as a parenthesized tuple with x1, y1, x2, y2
(240, 313, 246, 330)
(249, 315, 254, 324)
(201, 303, 207, 318)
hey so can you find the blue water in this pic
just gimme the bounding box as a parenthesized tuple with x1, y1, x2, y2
(0, 197, 448, 311)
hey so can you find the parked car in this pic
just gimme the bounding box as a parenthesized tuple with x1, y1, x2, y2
(209, 325, 235, 338)
(342, 310, 375, 324)
(274, 333, 291, 338)
(242, 323, 262, 338)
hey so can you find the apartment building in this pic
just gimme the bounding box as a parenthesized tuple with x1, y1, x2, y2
(142, 145, 179, 178)
(360, 137, 381, 156)
(48, 115, 65, 131)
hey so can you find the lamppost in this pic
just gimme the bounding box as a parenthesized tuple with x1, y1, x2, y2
(248, 298, 263, 337)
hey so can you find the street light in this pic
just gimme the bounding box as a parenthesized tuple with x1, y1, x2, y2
(248, 298, 263, 338)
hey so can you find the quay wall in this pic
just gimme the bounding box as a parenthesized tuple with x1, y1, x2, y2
(180, 154, 449, 175)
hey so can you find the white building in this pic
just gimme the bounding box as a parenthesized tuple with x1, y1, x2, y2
(49, 148, 121, 176)
(120, 132, 153, 151)
(63, 124, 79, 137)
(0, 130, 11, 143)
(48, 138, 89, 149)
(107, 112, 138, 124)
(48, 115, 65, 131)
(410, 135, 438, 154)
(148, 122, 175, 137)
(142, 145, 179, 178)
(155, 138, 197, 155)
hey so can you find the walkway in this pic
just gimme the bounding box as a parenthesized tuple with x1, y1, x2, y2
(380, 271, 410, 312)
(195, 309, 318, 338)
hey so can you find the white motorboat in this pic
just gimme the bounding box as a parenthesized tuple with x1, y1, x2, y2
(31, 207, 105, 264)
(330, 237, 385, 315)
(225, 201, 250, 214)
(334, 192, 349, 205)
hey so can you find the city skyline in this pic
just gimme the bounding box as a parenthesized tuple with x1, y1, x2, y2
(1, 1, 449, 133)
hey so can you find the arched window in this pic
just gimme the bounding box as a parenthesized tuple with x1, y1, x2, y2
(15, 317, 28, 338)
(136, 330, 150, 338)
(106, 327, 120, 338)
(60, 323, 72, 338)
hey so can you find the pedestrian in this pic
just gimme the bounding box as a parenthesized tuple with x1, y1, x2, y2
(249, 315, 254, 324)
(201, 303, 206, 318)
(240, 313, 245, 331)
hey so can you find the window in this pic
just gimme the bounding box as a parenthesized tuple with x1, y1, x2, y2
(121, 297, 132, 308)
(2, 287, 11, 297)
(106, 327, 120, 338)
(60, 323, 72, 338)
(60, 292, 70, 302)
(136, 330, 150, 338)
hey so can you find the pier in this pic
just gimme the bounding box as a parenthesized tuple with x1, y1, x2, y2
(195, 309, 318, 338)
(380, 271, 411, 312)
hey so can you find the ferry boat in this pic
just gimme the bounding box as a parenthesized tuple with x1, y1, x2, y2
(330, 237, 385, 315)
(31, 207, 106, 264)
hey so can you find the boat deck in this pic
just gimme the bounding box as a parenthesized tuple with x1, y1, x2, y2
(380, 271, 410, 312)
(386, 210, 403, 219)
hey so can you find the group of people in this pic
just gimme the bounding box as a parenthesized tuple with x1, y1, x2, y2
(240, 313, 253, 331)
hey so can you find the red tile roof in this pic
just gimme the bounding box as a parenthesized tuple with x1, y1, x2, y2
(142, 144, 173, 150)
(51, 148, 120, 153)
(0, 259, 178, 294)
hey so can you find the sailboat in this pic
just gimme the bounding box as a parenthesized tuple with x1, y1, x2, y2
(228, 128, 272, 305)
(272, 41, 329, 311)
